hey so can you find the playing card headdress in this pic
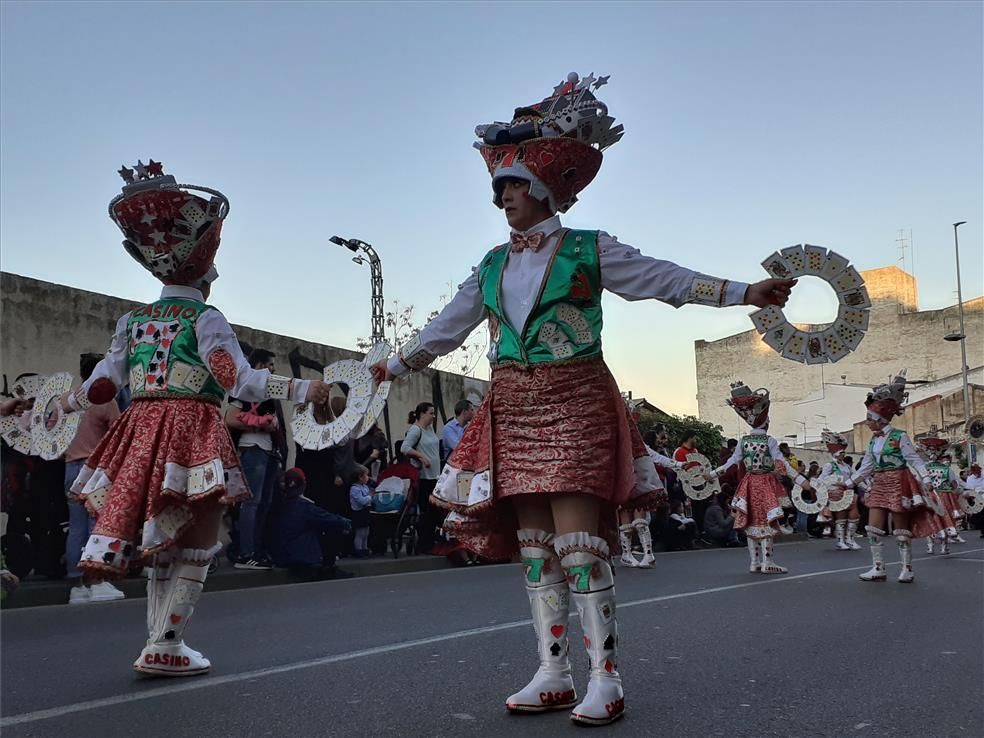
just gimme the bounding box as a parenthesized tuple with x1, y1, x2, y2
(474, 72, 623, 214)
(821, 429, 849, 452)
(726, 381, 770, 428)
(109, 160, 229, 286)
(915, 430, 949, 460)
(865, 369, 908, 423)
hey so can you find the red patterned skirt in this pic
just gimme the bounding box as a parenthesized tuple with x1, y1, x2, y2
(731, 472, 786, 539)
(432, 358, 662, 559)
(939, 490, 964, 522)
(865, 469, 943, 539)
(71, 397, 249, 577)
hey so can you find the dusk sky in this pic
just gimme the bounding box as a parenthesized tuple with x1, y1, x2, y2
(2, 1, 981, 414)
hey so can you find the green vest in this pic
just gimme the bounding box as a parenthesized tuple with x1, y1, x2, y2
(869, 428, 905, 471)
(741, 434, 774, 472)
(478, 229, 603, 367)
(927, 461, 953, 491)
(126, 298, 225, 401)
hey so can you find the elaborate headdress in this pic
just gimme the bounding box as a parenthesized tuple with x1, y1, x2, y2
(109, 160, 229, 286)
(915, 431, 949, 460)
(726, 381, 771, 428)
(821, 429, 849, 453)
(475, 72, 624, 214)
(864, 369, 908, 424)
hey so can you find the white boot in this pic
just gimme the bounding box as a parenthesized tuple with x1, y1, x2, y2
(759, 538, 787, 574)
(895, 532, 914, 583)
(859, 528, 887, 581)
(134, 545, 219, 677)
(617, 524, 639, 568)
(556, 533, 625, 726)
(941, 535, 950, 555)
(926, 536, 936, 555)
(633, 518, 655, 568)
(834, 520, 850, 550)
(747, 537, 761, 573)
(505, 530, 577, 713)
(845, 520, 862, 550)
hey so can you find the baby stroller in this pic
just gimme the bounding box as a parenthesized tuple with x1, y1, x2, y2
(369, 475, 418, 558)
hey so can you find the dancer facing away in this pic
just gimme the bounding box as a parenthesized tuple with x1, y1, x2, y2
(837, 370, 939, 583)
(372, 73, 797, 726)
(817, 430, 862, 551)
(60, 162, 330, 676)
(710, 382, 811, 575)
(919, 433, 972, 555)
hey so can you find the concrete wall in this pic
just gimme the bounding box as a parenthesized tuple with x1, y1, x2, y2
(0, 272, 488, 462)
(695, 266, 984, 442)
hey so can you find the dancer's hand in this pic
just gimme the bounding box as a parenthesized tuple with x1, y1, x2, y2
(744, 278, 797, 308)
(0, 398, 30, 417)
(371, 360, 394, 385)
(305, 380, 331, 405)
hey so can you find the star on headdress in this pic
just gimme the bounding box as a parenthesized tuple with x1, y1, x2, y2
(118, 165, 135, 184)
(134, 160, 148, 180)
(146, 159, 164, 177)
(593, 75, 610, 90)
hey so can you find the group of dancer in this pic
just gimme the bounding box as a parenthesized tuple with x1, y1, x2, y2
(34, 71, 974, 729)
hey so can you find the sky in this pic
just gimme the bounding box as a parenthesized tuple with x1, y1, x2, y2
(1, 1, 981, 415)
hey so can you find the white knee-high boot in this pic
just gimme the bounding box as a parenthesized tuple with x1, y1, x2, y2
(747, 536, 761, 573)
(759, 537, 787, 574)
(633, 517, 655, 568)
(618, 523, 638, 567)
(895, 529, 914, 583)
(846, 519, 862, 550)
(859, 526, 887, 581)
(505, 530, 577, 713)
(834, 520, 849, 550)
(134, 544, 220, 676)
(555, 532, 625, 726)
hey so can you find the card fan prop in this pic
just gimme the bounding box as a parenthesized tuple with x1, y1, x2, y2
(754, 245, 870, 364)
(677, 452, 720, 501)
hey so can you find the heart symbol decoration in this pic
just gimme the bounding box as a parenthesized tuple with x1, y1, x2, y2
(170, 614, 182, 625)
(550, 625, 565, 638)
(604, 659, 615, 673)
(583, 636, 591, 648)
(109, 540, 122, 552)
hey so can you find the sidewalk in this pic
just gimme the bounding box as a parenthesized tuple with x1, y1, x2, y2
(3, 554, 455, 610)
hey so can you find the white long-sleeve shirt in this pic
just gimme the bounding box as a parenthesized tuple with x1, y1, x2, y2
(646, 445, 681, 471)
(847, 426, 928, 487)
(387, 215, 750, 376)
(819, 457, 852, 480)
(713, 429, 807, 487)
(72, 285, 309, 408)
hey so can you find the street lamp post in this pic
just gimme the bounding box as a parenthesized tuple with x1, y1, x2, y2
(330, 235, 385, 344)
(951, 221, 972, 461)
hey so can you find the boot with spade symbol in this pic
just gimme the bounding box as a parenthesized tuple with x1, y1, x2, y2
(555, 532, 625, 726)
(134, 545, 220, 677)
(617, 523, 639, 567)
(505, 530, 578, 713)
(632, 516, 655, 568)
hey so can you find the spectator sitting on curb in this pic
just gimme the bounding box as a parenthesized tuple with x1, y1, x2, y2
(666, 499, 698, 551)
(703, 487, 742, 547)
(269, 469, 353, 580)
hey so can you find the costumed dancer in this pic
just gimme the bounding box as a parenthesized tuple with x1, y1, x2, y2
(817, 430, 862, 550)
(59, 162, 330, 675)
(919, 434, 971, 555)
(371, 72, 797, 725)
(710, 382, 811, 575)
(838, 370, 939, 583)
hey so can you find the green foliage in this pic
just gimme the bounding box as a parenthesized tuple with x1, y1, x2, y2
(638, 411, 725, 459)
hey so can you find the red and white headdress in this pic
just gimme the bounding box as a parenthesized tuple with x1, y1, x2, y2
(864, 369, 908, 424)
(726, 381, 771, 428)
(475, 72, 624, 214)
(821, 429, 849, 453)
(915, 431, 949, 460)
(109, 160, 229, 286)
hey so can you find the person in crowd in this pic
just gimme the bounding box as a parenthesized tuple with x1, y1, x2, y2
(268, 468, 352, 579)
(355, 423, 389, 480)
(349, 464, 373, 558)
(226, 348, 284, 571)
(704, 486, 740, 547)
(666, 499, 698, 551)
(717, 438, 740, 490)
(441, 399, 475, 465)
(402, 402, 442, 554)
(59, 161, 331, 676)
(65, 353, 124, 603)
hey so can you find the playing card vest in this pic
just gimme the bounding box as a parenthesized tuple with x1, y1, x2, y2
(926, 461, 953, 491)
(126, 298, 225, 402)
(478, 229, 603, 367)
(830, 458, 852, 476)
(869, 428, 905, 471)
(741, 434, 775, 473)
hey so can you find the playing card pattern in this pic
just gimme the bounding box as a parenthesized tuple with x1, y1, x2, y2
(791, 483, 828, 514)
(752, 245, 869, 364)
(678, 452, 719, 500)
(30, 372, 82, 460)
(130, 321, 183, 391)
(291, 359, 376, 450)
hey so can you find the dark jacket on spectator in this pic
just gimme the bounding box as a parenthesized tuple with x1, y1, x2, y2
(704, 503, 735, 541)
(269, 495, 351, 568)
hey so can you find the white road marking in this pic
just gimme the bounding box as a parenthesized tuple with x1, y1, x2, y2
(3, 547, 981, 728)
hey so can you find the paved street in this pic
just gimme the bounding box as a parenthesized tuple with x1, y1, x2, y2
(2, 539, 982, 738)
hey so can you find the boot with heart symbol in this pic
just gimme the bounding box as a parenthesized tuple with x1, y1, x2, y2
(134, 544, 220, 677)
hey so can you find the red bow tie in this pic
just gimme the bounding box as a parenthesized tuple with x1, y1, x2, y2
(872, 430, 885, 437)
(510, 231, 546, 253)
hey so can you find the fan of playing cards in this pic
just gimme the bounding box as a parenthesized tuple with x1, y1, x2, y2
(0, 373, 83, 459)
(753, 245, 870, 364)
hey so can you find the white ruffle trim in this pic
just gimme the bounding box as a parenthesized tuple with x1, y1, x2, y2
(434, 464, 492, 507)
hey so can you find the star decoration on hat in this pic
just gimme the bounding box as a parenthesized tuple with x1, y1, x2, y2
(593, 75, 610, 90)
(134, 160, 149, 180)
(118, 165, 135, 183)
(146, 159, 164, 177)
(140, 211, 157, 226)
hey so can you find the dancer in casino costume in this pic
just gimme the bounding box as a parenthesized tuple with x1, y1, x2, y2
(60, 161, 330, 676)
(834, 370, 940, 583)
(919, 434, 974, 555)
(371, 73, 797, 725)
(817, 430, 862, 550)
(709, 382, 812, 575)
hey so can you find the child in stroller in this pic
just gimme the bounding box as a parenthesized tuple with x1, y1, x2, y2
(371, 442, 419, 557)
